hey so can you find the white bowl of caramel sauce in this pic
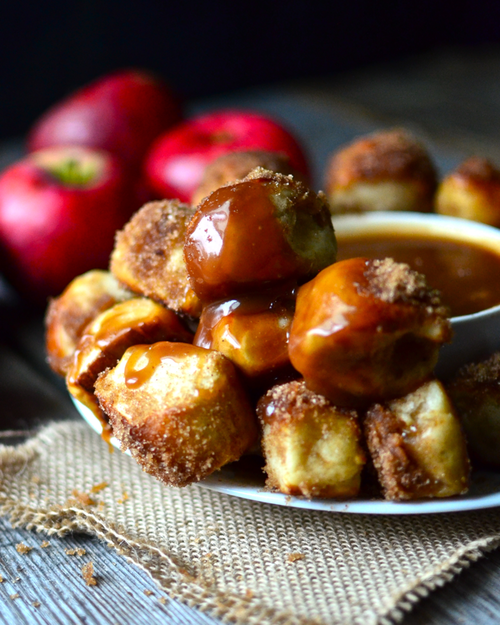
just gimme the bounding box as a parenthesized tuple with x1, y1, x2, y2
(334, 211, 500, 379)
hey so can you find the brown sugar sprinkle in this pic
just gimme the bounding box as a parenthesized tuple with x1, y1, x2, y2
(66, 548, 86, 556)
(71, 490, 97, 506)
(362, 258, 442, 307)
(16, 542, 33, 554)
(90, 482, 109, 493)
(81, 562, 97, 586)
(287, 553, 305, 563)
(40, 541, 50, 548)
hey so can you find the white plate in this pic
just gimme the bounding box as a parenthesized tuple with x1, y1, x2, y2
(72, 396, 500, 515)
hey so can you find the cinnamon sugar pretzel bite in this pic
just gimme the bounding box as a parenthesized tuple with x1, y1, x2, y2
(67, 297, 193, 420)
(45, 270, 133, 376)
(257, 380, 365, 498)
(436, 156, 500, 227)
(288, 257, 452, 408)
(95, 342, 258, 486)
(324, 129, 438, 214)
(447, 351, 500, 468)
(110, 199, 202, 318)
(365, 379, 470, 500)
(191, 150, 307, 206)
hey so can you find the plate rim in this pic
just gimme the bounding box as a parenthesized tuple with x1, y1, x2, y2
(71, 395, 500, 515)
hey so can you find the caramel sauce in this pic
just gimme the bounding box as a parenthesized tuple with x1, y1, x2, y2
(124, 342, 198, 389)
(336, 233, 500, 317)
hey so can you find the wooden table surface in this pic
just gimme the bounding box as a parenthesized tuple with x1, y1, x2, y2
(2, 46, 500, 624)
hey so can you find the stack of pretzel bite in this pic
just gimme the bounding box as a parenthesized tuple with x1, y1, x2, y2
(47, 128, 500, 502)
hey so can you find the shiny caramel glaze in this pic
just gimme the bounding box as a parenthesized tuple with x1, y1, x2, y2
(288, 257, 452, 408)
(436, 156, 500, 227)
(194, 285, 299, 390)
(184, 168, 336, 302)
(110, 199, 202, 318)
(365, 379, 470, 500)
(336, 231, 500, 317)
(95, 341, 259, 487)
(257, 380, 365, 498)
(192, 150, 308, 206)
(67, 298, 193, 424)
(447, 351, 500, 468)
(45, 270, 133, 376)
(324, 129, 438, 214)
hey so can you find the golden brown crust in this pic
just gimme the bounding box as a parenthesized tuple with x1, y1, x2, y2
(45, 270, 133, 376)
(257, 380, 365, 498)
(110, 200, 202, 318)
(95, 342, 258, 487)
(436, 156, 500, 226)
(365, 379, 470, 500)
(192, 150, 306, 206)
(324, 129, 438, 214)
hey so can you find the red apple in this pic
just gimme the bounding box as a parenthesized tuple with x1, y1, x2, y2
(143, 109, 310, 203)
(0, 146, 137, 304)
(27, 69, 183, 170)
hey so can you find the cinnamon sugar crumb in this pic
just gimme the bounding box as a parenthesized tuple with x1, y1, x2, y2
(0, 576, 4, 583)
(81, 562, 97, 586)
(287, 553, 305, 562)
(10, 594, 19, 600)
(90, 482, 109, 493)
(71, 490, 97, 506)
(143, 590, 154, 596)
(158, 596, 168, 605)
(66, 548, 86, 556)
(16, 542, 33, 554)
(40, 541, 50, 548)
(117, 491, 129, 504)
(362, 258, 442, 307)
(32, 601, 41, 607)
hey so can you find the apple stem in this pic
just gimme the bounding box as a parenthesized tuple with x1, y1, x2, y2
(46, 158, 96, 186)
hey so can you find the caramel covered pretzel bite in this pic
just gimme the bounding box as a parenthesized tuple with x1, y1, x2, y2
(184, 168, 336, 302)
(95, 342, 259, 487)
(45, 270, 133, 376)
(67, 297, 193, 421)
(289, 257, 452, 408)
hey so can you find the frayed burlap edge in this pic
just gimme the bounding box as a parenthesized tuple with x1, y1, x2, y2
(0, 423, 499, 625)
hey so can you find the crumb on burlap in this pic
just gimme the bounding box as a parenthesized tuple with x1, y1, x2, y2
(40, 541, 50, 548)
(143, 590, 154, 596)
(287, 553, 305, 563)
(71, 490, 97, 506)
(117, 492, 129, 504)
(82, 562, 97, 586)
(16, 542, 33, 555)
(90, 482, 109, 493)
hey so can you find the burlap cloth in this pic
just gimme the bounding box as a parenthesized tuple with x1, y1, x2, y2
(1, 421, 500, 625)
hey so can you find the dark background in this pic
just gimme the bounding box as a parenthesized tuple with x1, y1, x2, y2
(1, 0, 500, 141)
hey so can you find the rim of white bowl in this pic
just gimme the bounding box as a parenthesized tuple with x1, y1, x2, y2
(333, 211, 500, 323)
